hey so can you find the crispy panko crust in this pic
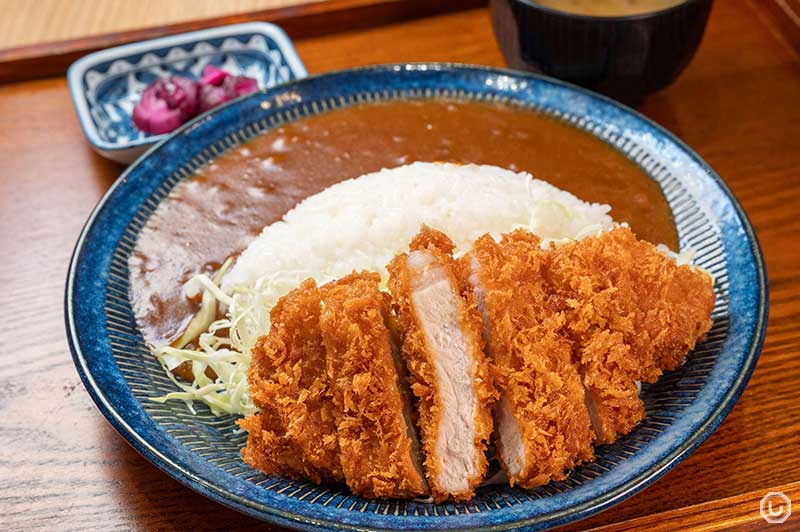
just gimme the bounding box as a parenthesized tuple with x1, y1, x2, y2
(546, 226, 715, 376)
(573, 330, 644, 443)
(387, 226, 495, 502)
(543, 226, 715, 442)
(319, 272, 428, 499)
(240, 407, 325, 481)
(462, 232, 595, 488)
(240, 279, 343, 483)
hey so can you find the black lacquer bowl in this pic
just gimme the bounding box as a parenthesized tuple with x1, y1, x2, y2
(490, 0, 713, 106)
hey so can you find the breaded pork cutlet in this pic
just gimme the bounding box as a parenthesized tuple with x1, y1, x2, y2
(319, 272, 428, 499)
(544, 226, 715, 442)
(388, 226, 495, 502)
(240, 407, 324, 481)
(460, 231, 595, 488)
(240, 279, 343, 483)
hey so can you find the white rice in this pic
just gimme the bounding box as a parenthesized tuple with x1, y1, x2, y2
(157, 162, 614, 415)
(223, 162, 613, 294)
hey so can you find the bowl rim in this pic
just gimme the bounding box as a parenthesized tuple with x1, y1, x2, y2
(506, 0, 710, 22)
(66, 21, 307, 153)
(65, 62, 768, 532)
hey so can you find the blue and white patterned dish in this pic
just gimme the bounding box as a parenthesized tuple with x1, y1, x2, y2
(67, 22, 306, 163)
(66, 64, 767, 531)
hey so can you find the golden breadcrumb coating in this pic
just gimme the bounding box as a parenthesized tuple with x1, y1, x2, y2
(462, 232, 595, 488)
(573, 330, 645, 443)
(543, 226, 715, 442)
(240, 279, 342, 483)
(240, 407, 326, 481)
(387, 226, 495, 502)
(319, 272, 428, 499)
(239, 223, 715, 496)
(547, 226, 715, 376)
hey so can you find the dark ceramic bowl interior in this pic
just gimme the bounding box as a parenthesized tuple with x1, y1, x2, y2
(490, 0, 713, 106)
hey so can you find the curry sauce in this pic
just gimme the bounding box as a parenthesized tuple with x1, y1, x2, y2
(130, 100, 677, 344)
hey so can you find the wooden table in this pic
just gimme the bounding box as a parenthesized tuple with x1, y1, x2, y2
(0, 0, 315, 50)
(1, 1, 799, 531)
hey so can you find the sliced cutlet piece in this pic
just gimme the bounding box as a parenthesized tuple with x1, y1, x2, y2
(240, 407, 322, 481)
(319, 272, 428, 499)
(460, 230, 594, 488)
(544, 226, 715, 442)
(563, 329, 646, 444)
(241, 279, 343, 483)
(387, 226, 494, 502)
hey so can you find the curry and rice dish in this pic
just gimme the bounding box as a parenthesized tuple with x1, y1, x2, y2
(130, 100, 676, 346)
(130, 100, 715, 501)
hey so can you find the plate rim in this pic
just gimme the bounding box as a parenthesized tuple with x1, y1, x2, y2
(65, 62, 768, 532)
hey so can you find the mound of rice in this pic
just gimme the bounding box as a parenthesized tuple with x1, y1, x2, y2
(154, 162, 614, 415)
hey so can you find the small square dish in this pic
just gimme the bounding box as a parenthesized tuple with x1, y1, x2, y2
(68, 22, 307, 164)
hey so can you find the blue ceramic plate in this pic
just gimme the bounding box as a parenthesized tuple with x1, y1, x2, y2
(66, 64, 767, 531)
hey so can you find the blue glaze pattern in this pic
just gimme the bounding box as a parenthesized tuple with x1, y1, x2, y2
(66, 64, 767, 531)
(67, 22, 306, 163)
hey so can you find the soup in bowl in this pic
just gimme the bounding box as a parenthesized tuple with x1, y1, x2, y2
(491, 0, 713, 106)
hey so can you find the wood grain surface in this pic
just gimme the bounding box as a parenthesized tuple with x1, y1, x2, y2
(761, 0, 800, 52)
(0, 0, 317, 50)
(1, 1, 799, 531)
(0, 0, 486, 85)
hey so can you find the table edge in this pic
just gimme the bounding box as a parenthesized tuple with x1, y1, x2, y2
(0, 0, 487, 85)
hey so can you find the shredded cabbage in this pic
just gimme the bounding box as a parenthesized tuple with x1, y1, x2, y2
(147, 163, 702, 417)
(150, 258, 257, 416)
(150, 267, 335, 416)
